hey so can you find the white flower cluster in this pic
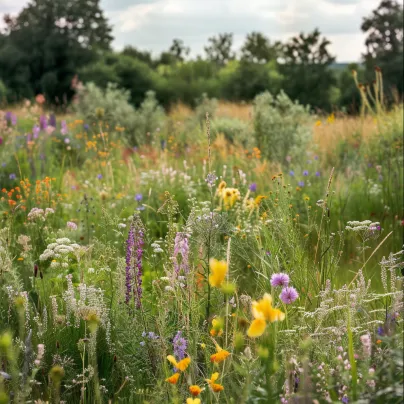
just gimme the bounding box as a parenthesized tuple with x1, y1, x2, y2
(345, 220, 380, 241)
(368, 179, 382, 196)
(27, 207, 55, 221)
(39, 238, 82, 269)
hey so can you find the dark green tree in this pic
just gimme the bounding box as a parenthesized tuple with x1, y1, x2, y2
(361, 0, 403, 96)
(0, 0, 112, 103)
(122, 46, 154, 67)
(204, 33, 235, 66)
(280, 29, 337, 110)
(241, 32, 280, 63)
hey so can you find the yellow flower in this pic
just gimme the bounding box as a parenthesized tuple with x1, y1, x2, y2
(220, 187, 240, 209)
(189, 385, 202, 396)
(247, 293, 285, 338)
(209, 259, 228, 288)
(187, 398, 201, 404)
(210, 344, 230, 363)
(166, 355, 191, 372)
(17, 257, 24, 261)
(205, 372, 224, 392)
(165, 373, 180, 384)
(210, 318, 223, 337)
(254, 195, 266, 206)
(315, 120, 322, 127)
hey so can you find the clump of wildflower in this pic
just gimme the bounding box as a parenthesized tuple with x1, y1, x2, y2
(205, 172, 217, 188)
(67, 221, 78, 230)
(271, 273, 289, 288)
(280, 287, 299, 304)
(125, 220, 144, 308)
(27, 207, 54, 221)
(173, 331, 187, 361)
(173, 232, 189, 274)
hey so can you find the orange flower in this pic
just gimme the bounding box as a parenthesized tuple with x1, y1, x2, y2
(189, 385, 202, 396)
(165, 373, 180, 384)
(210, 318, 223, 337)
(205, 372, 224, 393)
(210, 344, 230, 363)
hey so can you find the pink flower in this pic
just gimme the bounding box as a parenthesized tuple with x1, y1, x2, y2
(67, 221, 78, 230)
(280, 287, 299, 304)
(270, 273, 290, 288)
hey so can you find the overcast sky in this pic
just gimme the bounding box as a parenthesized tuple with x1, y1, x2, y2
(0, 0, 381, 61)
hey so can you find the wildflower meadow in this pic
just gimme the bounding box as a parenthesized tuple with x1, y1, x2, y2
(0, 68, 403, 404)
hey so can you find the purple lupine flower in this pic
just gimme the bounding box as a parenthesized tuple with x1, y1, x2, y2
(289, 170, 295, 177)
(39, 115, 47, 130)
(4, 112, 12, 122)
(61, 120, 68, 135)
(249, 183, 257, 192)
(173, 331, 187, 360)
(315, 171, 321, 177)
(173, 232, 189, 274)
(9, 173, 16, 180)
(11, 113, 17, 126)
(298, 181, 305, 187)
(280, 287, 299, 304)
(125, 222, 144, 308)
(5, 112, 16, 125)
(270, 273, 290, 288)
(125, 224, 135, 304)
(33, 125, 40, 138)
(48, 114, 56, 127)
(303, 170, 309, 176)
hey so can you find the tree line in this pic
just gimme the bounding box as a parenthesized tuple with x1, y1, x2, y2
(0, 0, 402, 112)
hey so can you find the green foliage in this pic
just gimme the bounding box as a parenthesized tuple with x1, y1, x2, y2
(194, 93, 218, 124)
(0, 0, 112, 103)
(74, 81, 137, 132)
(212, 117, 253, 147)
(362, 0, 404, 96)
(252, 91, 311, 162)
(280, 29, 337, 110)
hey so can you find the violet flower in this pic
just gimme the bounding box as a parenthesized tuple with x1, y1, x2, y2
(125, 222, 144, 308)
(249, 183, 257, 192)
(173, 331, 187, 360)
(270, 273, 289, 288)
(280, 287, 299, 304)
(173, 232, 189, 275)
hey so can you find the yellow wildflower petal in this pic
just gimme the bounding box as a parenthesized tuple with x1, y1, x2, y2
(252, 293, 273, 320)
(187, 398, 201, 404)
(209, 259, 228, 288)
(176, 357, 191, 371)
(247, 318, 267, 338)
(166, 355, 178, 368)
(210, 350, 230, 363)
(211, 372, 219, 382)
(267, 308, 285, 323)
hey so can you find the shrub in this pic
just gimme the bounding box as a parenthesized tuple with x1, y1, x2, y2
(74, 83, 165, 146)
(194, 93, 218, 125)
(212, 117, 253, 147)
(252, 90, 311, 162)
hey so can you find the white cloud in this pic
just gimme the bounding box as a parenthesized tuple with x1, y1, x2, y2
(0, 0, 382, 61)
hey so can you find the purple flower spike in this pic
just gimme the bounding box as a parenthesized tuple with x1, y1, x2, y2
(280, 287, 299, 304)
(271, 273, 290, 288)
